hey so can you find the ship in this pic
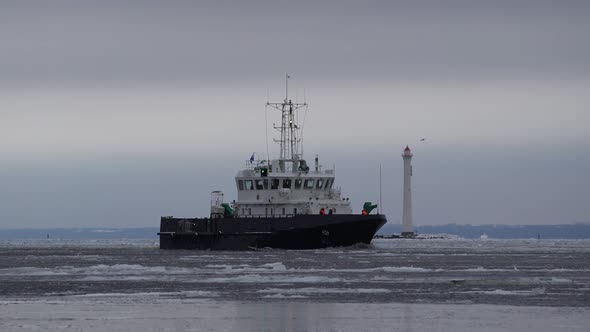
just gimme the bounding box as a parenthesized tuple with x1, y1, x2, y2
(159, 76, 387, 250)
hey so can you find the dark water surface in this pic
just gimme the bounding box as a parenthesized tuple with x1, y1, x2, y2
(1, 239, 588, 307)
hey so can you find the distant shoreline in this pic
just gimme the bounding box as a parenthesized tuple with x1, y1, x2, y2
(0, 223, 589, 240)
(378, 223, 590, 239)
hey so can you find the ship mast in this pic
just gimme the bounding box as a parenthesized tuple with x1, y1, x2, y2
(267, 74, 307, 161)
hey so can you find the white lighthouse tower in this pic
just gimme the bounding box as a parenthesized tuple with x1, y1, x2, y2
(401, 146, 415, 237)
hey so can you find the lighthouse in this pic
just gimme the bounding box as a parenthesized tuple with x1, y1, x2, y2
(401, 146, 415, 237)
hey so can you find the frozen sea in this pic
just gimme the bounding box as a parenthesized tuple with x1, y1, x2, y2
(0, 238, 589, 331)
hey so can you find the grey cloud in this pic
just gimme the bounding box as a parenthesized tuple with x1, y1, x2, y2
(1, 0, 589, 85)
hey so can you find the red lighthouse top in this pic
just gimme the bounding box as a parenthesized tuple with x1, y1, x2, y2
(402, 145, 413, 157)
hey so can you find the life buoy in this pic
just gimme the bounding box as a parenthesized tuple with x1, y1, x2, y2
(362, 209, 368, 215)
(319, 208, 325, 215)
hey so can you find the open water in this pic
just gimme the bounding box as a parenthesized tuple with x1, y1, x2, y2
(0, 239, 589, 331)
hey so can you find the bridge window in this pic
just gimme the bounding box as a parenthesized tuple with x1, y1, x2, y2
(304, 179, 315, 189)
(238, 180, 244, 191)
(316, 179, 324, 189)
(263, 179, 269, 190)
(283, 179, 292, 189)
(244, 180, 253, 190)
(271, 179, 280, 189)
(282, 207, 285, 215)
(294, 208, 297, 215)
(255, 180, 264, 190)
(325, 179, 332, 189)
(295, 179, 303, 189)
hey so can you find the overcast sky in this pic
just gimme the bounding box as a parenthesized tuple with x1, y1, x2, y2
(1, 1, 589, 228)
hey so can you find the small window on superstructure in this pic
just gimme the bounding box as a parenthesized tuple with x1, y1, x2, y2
(271, 179, 280, 190)
(316, 179, 324, 189)
(238, 180, 244, 191)
(255, 179, 264, 190)
(282, 207, 285, 215)
(304, 179, 315, 189)
(294, 208, 297, 215)
(263, 179, 269, 190)
(248, 208, 251, 215)
(245, 180, 254, 190)
(283, 179, 292, 189)
(295, 179, 303, 189)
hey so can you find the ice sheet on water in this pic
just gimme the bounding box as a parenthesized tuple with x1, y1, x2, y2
(262, 294, 307, 299)
(381, 266, 436, 273)
(370, 275, 394, 281)
(463, 266, 589, 272)
(12, 263, 587, 282)
(74, 290, 218, 298)
(180, 255, 261, 262)
(205, 264, 235, 269)
(0, 267, 70, 276)
(79, 276, 154, 281)
(258, 287, 392, 295)
(204, 262, 287, 272)
(2, 238, 588, 308)
(200, 264, 437, 274)
(456, 288, 546, 296)
(283, 266, 439, 273)
(77, 263, 191, 275)
(530, 277, 573, 283)
(0, 264, 195, 278)
(203, 274, 342, 283)
(261, 262, 287, 271)
(464, 267, 516, 272)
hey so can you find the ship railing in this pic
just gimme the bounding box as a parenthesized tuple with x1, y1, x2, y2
(237, 214, 297, 219)
(242, 160, 335, 175)
(243, 160, 269, 170)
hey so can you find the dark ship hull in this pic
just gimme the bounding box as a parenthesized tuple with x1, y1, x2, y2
(159, 214, 387, 250)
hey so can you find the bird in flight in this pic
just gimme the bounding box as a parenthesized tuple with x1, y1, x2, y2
(419, 138, 426, 141)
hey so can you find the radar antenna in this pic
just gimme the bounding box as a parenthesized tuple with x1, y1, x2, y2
(267, 74, 308, 161)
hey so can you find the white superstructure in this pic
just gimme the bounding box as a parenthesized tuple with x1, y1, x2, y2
(231, 76, 352, 217)
(401, 146, 414, 236)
